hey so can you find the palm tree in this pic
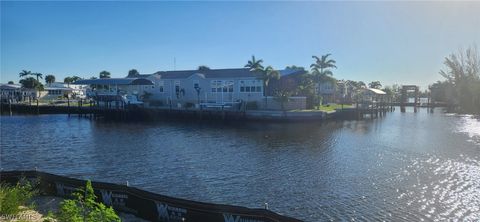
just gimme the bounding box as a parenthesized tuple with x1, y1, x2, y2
(244, 55, 264, 71)
(99, 71, 111, 79)
(32, 72, 43, 82)
(45, 75, 56, 85)
(64, 77, 73, 87)
(19, 70, 32, 78)
(310, 54, 337, 83)
(127, 69, 139, 78)
(258, 66, 280, 109)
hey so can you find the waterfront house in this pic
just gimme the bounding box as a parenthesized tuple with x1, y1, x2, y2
(142, 68, 264, 108)
(40, 86, 74, 100)
(317, 81, 336, 104)
(46, 82, 87, 99)
(0, 83, 38, 103)
(1, 83, 23, 103)
(141, 68, 307, 110)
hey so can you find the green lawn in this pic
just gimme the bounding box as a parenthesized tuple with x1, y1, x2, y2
(318, 104, 353, 112)
(290, 104, 353, 112)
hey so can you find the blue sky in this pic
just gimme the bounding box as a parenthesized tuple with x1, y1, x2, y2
(1, 1, 479, 89)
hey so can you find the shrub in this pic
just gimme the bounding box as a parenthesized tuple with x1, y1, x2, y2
(0, 178, 38, 215)
(57, 180, 120, 222)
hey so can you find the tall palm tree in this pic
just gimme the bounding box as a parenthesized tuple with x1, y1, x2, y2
(19, 70, 32, 78)
(244, 55, 264, 71)
(32, 72, 43, 82)
(99, 71, 111, 79)
(45, 75, 56, 85)
(310, 54, 337, 82)
(258, 66, 280, 109)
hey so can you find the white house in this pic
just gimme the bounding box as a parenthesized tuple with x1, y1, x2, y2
(46, 82, 87, 99)
(138, 68, 265, 108)
(0, 83, 38, 103)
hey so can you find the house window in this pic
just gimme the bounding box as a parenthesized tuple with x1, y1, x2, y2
(175, 81, 180, 93)
(193, 80, 200, 89)
(226, 80, 234, 92)
(211, 80, 234, 93)
(158, 81, 164, 93)
(240, 80, 262, 93)
(211, 80, 219, 92)
(240, 81, 245, 92)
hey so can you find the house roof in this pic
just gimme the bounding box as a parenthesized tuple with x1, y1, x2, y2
(279, 68, 307, 77)
(145, 68, 307, 79)
(45, 87, 73, 91)
(0, 84, 22, 90)
(73, 78, 154, 85)
(150, 68, 259, 79)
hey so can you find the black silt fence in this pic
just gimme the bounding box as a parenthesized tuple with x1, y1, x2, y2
(0, 171, 302, 222)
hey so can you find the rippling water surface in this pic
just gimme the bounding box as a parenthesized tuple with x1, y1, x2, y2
(1, 108, 479, 221)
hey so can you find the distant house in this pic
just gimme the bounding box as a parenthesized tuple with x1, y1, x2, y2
(335, 80, 358, 104)
(140, 68, 266, 108)
(0, 83, 37, 103)
(1, 83, 23, 102)
(46, 82, 87, 99)
(316, 81, 336, 104)
(267, 68, 307, 96)
(77, 68, 307, 110)
(40, 86, 74, 100)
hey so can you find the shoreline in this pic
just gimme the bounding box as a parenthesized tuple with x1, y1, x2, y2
(0, 103, 392, 122)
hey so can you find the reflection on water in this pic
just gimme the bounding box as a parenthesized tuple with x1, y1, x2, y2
(453, 114, 480, 145)
(1, 108, 479, 221)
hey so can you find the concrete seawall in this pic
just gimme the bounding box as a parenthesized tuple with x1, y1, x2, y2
(1, 103, 340, 122)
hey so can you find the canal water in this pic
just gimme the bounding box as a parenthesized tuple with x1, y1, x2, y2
(1, 108, 479, 221)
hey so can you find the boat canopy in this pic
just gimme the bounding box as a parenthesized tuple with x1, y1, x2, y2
(73, 78, 154, 85)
